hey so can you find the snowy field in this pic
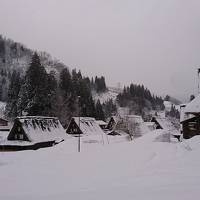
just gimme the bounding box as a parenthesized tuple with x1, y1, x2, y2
(0, 130, 200, 200)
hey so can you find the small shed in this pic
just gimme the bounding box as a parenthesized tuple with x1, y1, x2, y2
(7, 116, 65, 144)
(66, 117, 105, 135)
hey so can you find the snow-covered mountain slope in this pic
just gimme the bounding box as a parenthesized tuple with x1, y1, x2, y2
(92, 87, 122, 104)
(0, 36, 68, 101)
(1, 130, 200, 200)
(0, 36, 66, 78)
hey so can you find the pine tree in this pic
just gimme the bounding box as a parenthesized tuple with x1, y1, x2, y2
(117, 83, 164, 115)
(17, 52, 50, 116)
(45, 71, 58, 116)
(95, 100, 105, 120)
(59, 68, 72, 97)
(5, 71, 22, 118)
(102, 99, 117, 119)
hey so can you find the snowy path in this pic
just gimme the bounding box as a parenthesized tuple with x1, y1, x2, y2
(0, 130, 200, 200)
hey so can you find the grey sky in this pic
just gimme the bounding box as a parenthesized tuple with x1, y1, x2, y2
(1, 0, 200, 101)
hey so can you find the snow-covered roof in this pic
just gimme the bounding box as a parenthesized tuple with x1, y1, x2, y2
(184, 94, 200, 114)
(144, 122, 156, 126)
(153, 117, 171, 130)
(71, 117, 105, 135)
(8, 116, 66, 143)
(180, 103, 195, 123)
(152, 117, 179, 135)
(96, 120, 107, 126)
(125, 115, 144, 124)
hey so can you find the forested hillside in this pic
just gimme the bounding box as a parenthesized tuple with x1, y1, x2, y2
(117, 84, 164, 116)
(0, 35, 67, 101)
(0, 35, 165, 126)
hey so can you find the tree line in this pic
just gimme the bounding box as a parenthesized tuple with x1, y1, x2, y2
(117, 83, 164, 116)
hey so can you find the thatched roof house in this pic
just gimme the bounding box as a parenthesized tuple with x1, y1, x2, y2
(180, 95, 200, 139)
(151, 116, 175, 130)
(66, 117, 105, 135)
(7, 116, 65, 143)
(184, 94, 200, 114)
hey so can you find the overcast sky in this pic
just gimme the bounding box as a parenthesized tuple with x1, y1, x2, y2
(1, 0, 200, 101)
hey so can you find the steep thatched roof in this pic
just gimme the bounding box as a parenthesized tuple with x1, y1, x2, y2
(8, 116, 65, 143)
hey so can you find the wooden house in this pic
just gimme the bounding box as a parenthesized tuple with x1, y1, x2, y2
(7, 116, 65, 146)
(180, 116, 200, 139)
(180, 95, 200, 139)
(66, 117, 105, 135)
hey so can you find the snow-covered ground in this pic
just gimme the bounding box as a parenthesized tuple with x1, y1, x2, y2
(92, 87, 121, 104)
(0, 130, 200, 200)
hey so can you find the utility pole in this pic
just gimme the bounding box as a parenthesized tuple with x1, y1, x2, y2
(78, 96, 81, 152)
(198, 68, 200, 94)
